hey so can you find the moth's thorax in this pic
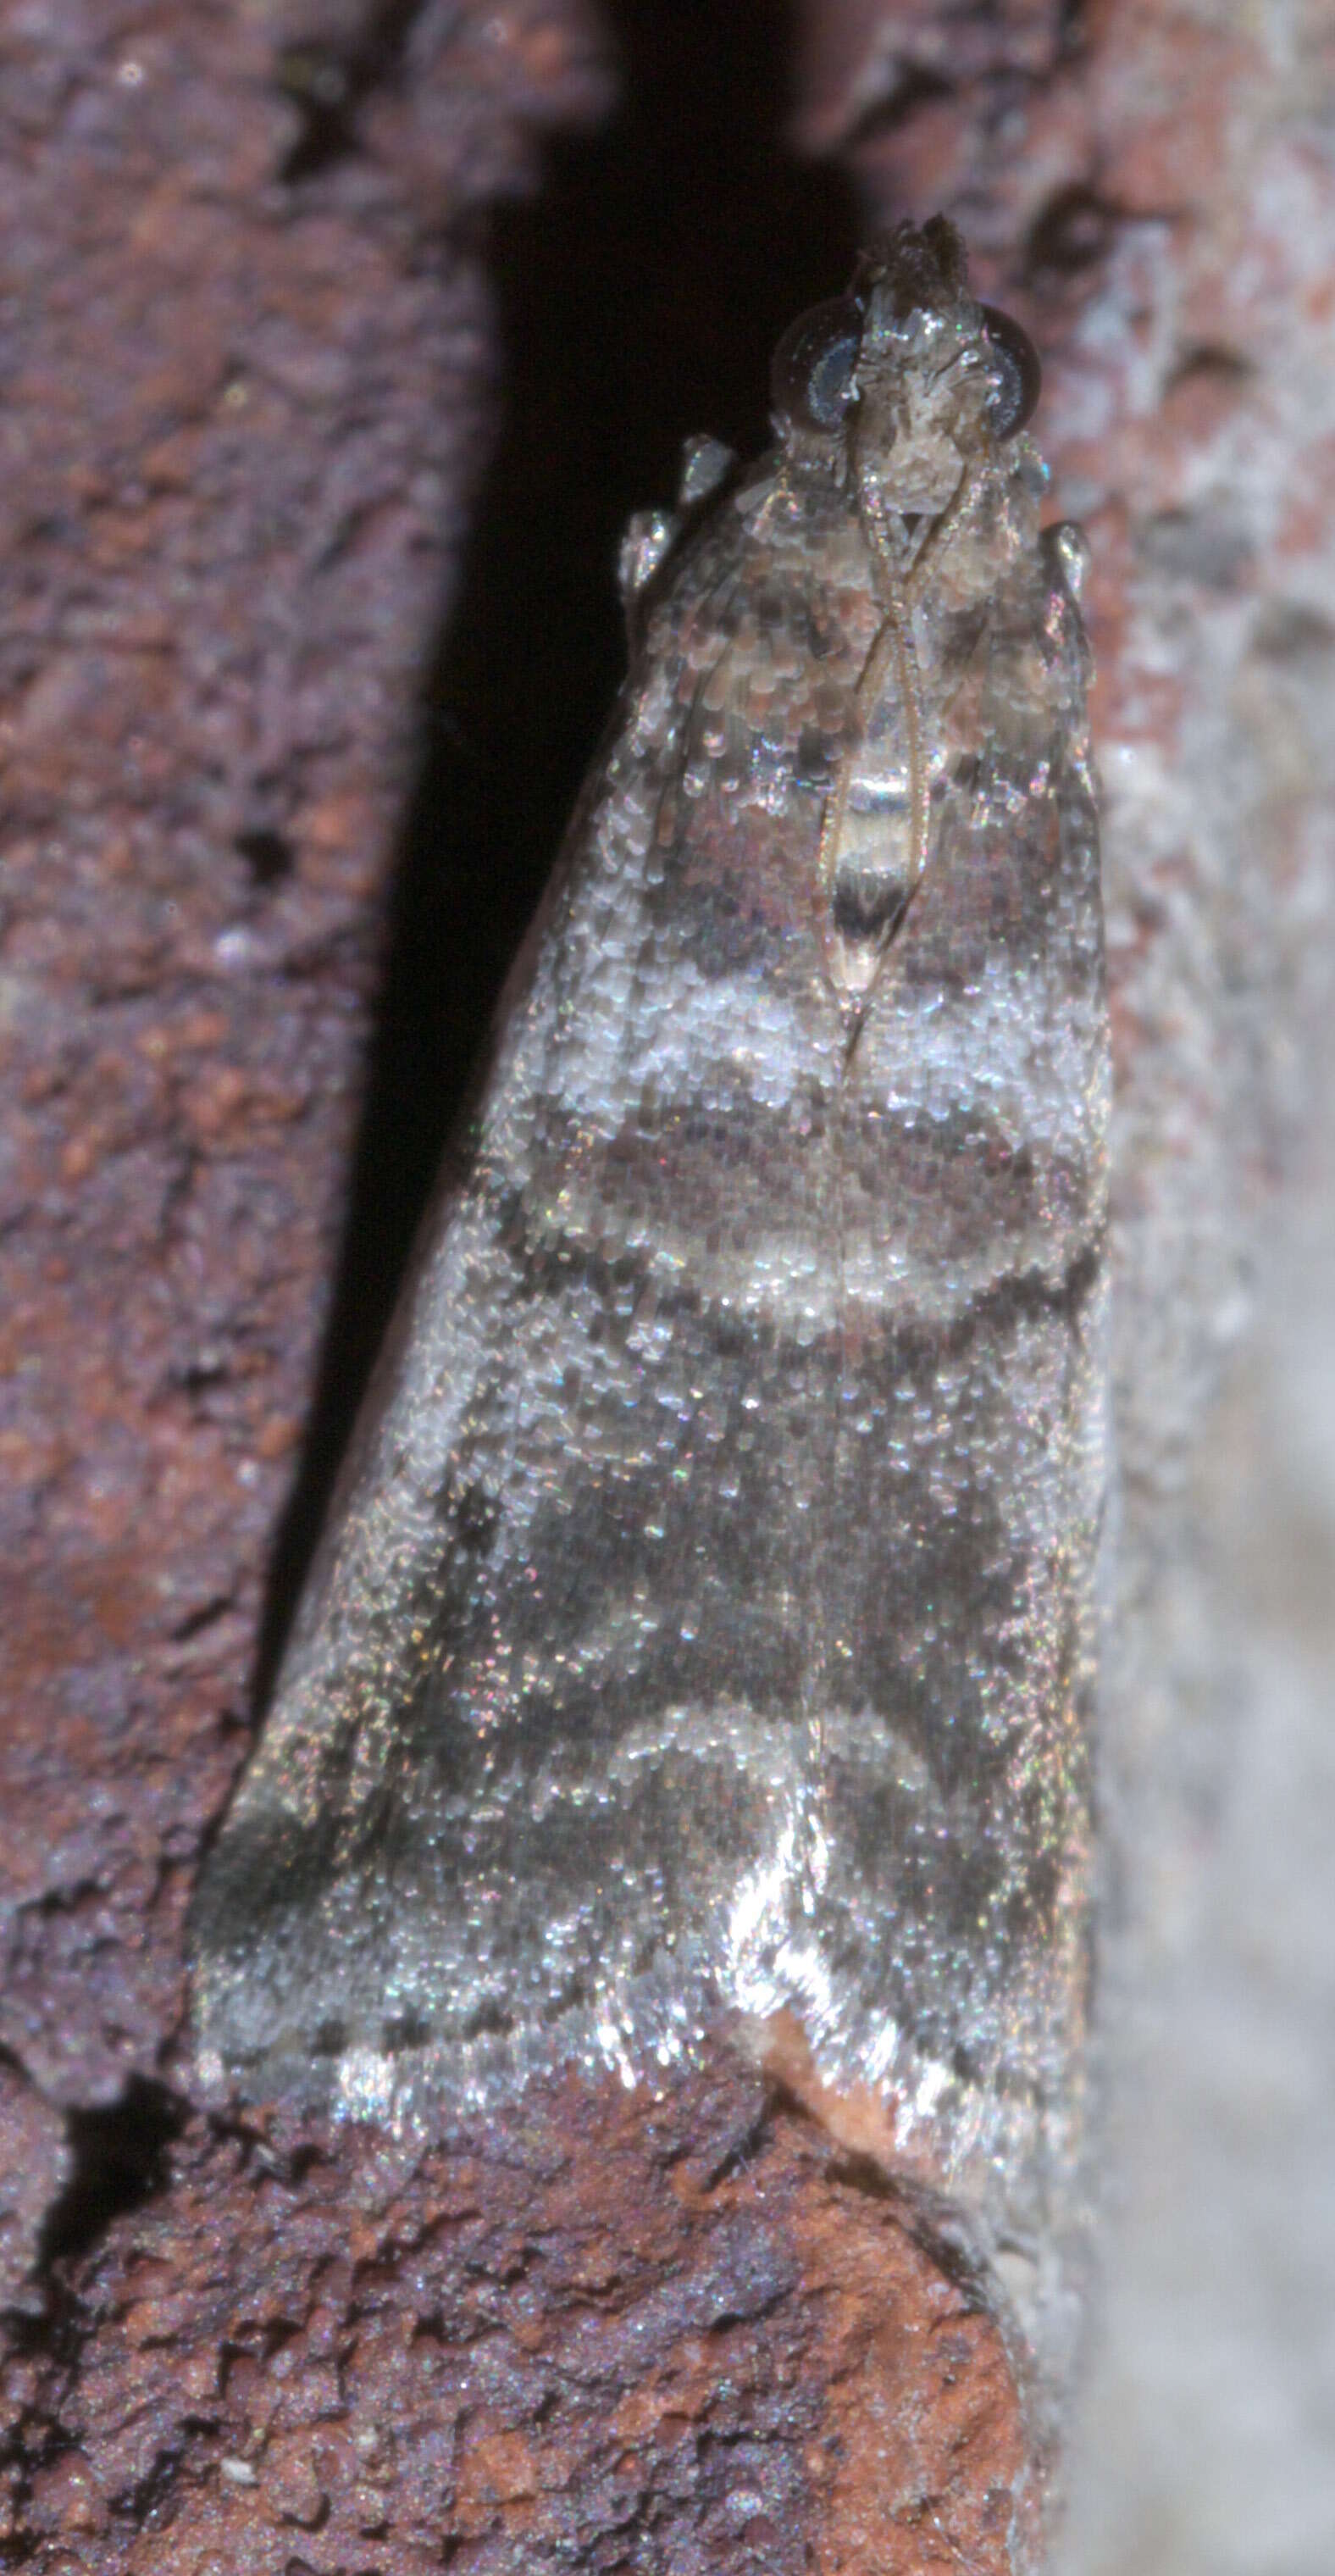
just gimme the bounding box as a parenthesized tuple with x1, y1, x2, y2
(757, 270, 1054, 1007)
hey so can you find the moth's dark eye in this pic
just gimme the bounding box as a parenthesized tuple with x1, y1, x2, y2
(979, 304, 1042, 437)
(771, 295, 862, 433)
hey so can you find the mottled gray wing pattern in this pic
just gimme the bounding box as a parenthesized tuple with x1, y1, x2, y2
(191, 459, 873, 2117)
(801, 511, 1107, 2246)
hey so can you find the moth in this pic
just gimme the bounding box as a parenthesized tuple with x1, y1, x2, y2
(194, 217, 1108, 2376)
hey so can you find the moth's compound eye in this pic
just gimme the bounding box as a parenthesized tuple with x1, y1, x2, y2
(979, 304, 1042, 438)
(771, 295, 863, 433)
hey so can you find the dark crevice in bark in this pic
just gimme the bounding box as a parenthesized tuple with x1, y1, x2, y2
(839, 62, 954, 153)
(1023, 181, 1122, 282)
(255, 0, 861, 1702)
(275, 0, 429, 180)
(38, 2081, 187, 2273)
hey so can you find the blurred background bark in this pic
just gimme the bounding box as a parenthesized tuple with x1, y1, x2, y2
(1, 1, 1332, 2566)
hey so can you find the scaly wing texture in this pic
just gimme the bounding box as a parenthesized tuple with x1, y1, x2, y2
(193, 457, 874, 2107)
(804, 501, 1107, 2261)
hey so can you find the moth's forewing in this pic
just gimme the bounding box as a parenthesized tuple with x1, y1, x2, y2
(810, 509, 1107, 2244)
(192, 473, 858, 2096)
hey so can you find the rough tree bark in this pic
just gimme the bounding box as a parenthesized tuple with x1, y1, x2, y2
(2, 1, 1331, 2567)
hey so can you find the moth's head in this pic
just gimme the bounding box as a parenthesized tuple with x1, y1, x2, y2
(771, 216, 1041, 515)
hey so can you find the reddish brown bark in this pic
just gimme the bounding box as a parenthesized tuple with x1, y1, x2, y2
(8, 2051, 1029, 2571)
(3, 0, 1330, 2562)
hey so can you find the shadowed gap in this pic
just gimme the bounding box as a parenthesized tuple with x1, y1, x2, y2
(256, 0, 861, 1697)
(38, 2079, 186, 2273)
